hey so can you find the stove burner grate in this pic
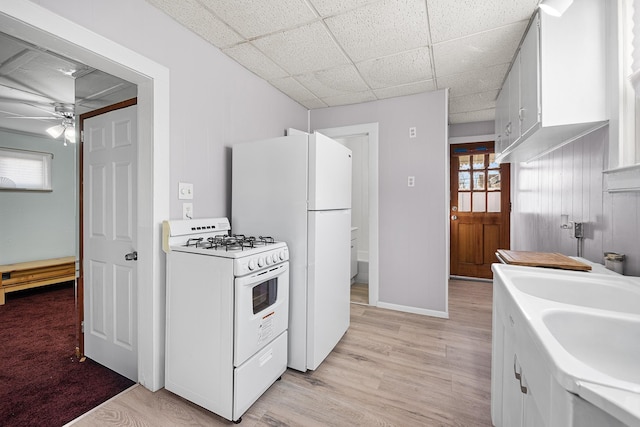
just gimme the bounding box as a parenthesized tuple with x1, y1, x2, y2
(182, 234, 276, 251)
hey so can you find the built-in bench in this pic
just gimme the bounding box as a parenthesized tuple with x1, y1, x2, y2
(0, 256, 76, 305)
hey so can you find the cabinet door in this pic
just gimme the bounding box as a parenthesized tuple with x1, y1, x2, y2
(522, 373, 545, 427)
(494, 86, 509, 154)
(508, 54, 521, 147)
(519, 15, 540, 137)
(502, 333, 523, 426)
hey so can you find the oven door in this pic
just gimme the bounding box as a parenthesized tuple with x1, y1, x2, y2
(234, 261, 289, 367)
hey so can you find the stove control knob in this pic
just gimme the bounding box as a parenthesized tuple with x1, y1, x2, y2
(279, 251, 285, 260)
(248, 259, 256, 271)
(266, 257, 272, 265)
(272, 254, 279, 263)
(257, 257, 264, 267)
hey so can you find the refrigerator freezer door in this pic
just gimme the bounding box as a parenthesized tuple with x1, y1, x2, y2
(306, 208, 351, 370)
(309, 132, 352, 211)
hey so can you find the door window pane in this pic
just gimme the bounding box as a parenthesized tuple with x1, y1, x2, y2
(473, 154, 485, 169)
(459, 171, 471, 190)
(489, 153, 499, 169)
(458, 192, 471, 212)
(488, 192, 501, 212)
(488, 170, 501, 190)
(472, 192, 486, 212)
(473, 171, 485, 190)
(459, 155, 470, 170)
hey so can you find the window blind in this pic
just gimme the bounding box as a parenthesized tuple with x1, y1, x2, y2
(0, 148, 53, 190)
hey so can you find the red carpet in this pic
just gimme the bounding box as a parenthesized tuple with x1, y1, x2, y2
(0, 282, 135, 427)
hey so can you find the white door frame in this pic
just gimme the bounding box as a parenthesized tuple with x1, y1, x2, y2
(0, 3, 170, 391)
(316, 123, 379, 307)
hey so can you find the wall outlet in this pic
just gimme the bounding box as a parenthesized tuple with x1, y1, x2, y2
(182, 203, 193, 219)
(178, 182, 193, 200)
(408, 176, 415, 187)
(409, 127, 417, 138)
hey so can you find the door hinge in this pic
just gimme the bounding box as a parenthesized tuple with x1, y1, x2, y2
(80, 130, 84, 143)
(81, 320, 84, 333)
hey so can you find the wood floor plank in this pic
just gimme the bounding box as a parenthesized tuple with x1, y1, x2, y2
(68, 279, 493, 427)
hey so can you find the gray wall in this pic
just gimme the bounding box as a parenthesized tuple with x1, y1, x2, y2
(32, 0, 308, 221)
(511, 126, 640, 276)
(0, 130, 76, 264)
(311, 90, 449, 314)
(449, 120, 495, 139)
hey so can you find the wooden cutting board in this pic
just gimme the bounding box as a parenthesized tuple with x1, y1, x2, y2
(496, 250, 592, 271)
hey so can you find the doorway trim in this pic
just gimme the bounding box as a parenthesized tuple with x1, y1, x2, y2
(0, 3, 170, 391)
(316, 123, 379, 307)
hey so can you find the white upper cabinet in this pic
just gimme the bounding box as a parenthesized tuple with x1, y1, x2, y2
(495, 0, 607, 163)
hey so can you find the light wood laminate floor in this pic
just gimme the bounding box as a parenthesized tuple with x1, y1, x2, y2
(68, 279, 492, 427)
(350, 282, 368, 305)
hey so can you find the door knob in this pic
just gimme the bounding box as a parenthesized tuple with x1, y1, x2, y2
(125, 251, 138, 261)
(451, 215, 458, 220)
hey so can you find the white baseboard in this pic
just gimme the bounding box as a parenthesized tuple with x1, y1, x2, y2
(376, 301, 449, 319)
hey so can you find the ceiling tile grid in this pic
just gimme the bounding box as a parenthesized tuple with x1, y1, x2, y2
(198, 0, 318, 39)
(142, 0, 540, 123)
(222, 42, 289, 81)
(251, 21, 350, 75)
(146, 0, 243, 48)
(356, 47, 433, 89)
(324, 0, 431, 63)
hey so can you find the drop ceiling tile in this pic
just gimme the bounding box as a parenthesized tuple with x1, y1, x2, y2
(269, 76, 318, 101)
(147, 0, 242, 48)
(449, 108, 495, 124)
(322, 90, 377, 107)
(300, 98, 329, 109)
(356, 47, 432, 89)
(325, 0, 430, 63)
(373, 80, 436, 100)
(198, 0, 317, 39)
(294, 65, 369, 98)
(253, 21, 349, 75)
(223, 43, 288, 81)
(437, 63, 509, 97)
(433, 21, 526, 77)
(449, 90, 499, 114)
(307, 0, 380, 17)
(428, 0, 539, 44)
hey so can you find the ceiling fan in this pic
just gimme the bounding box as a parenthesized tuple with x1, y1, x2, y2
(4, 102, 77, 144)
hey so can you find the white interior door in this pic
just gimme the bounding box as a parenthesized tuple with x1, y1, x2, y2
(315, 123, 379, 307)
(83, 105, 138, 381)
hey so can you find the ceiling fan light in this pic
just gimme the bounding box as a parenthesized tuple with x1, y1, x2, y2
(539, 0, 573, 17)
(64, 126, 76, 144)
(46, 124, 65, 138)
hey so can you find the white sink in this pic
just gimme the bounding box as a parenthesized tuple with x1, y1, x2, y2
(512, 275, 640, 315)
(542, 310, 640, 385)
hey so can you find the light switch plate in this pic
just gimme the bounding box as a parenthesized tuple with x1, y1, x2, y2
(178, 182, 193, 200)
(408, 176, 415, 187)
(409, 127, 417, 138)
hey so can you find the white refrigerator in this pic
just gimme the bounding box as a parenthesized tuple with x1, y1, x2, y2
(232, 131, 352, 372)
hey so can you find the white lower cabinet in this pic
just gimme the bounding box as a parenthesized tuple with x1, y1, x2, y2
(493, 284, 544, 427)
(492, 278, 626, 427)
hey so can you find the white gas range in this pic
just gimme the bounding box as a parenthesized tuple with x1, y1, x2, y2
(162, 217, 289, 423)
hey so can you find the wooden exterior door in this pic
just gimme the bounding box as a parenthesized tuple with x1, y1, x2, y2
(450, 142, 510, 279)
